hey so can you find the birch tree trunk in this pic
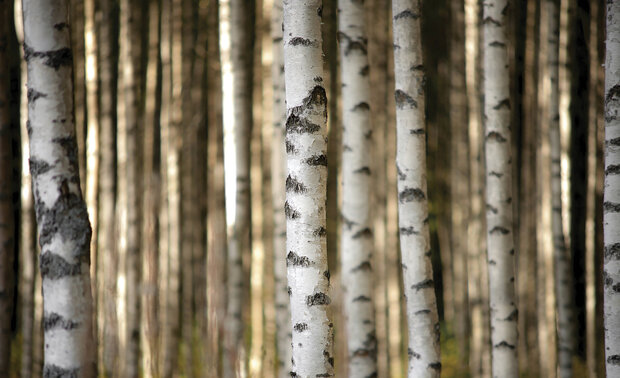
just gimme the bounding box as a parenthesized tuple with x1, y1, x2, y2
(391, 1, 441, 376)
(283, 1, 334, 376)
(22, 0, 95, 375)
(482, 0, 518, 376)
(270, 2, 293, 377)
(0, 1, 15, 371)
(337, 0, 377, 376)
(604, 1, 620, 376)
(547, 0, 574, 376)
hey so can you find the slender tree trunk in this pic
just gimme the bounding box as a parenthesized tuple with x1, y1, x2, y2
(270, 2, 292, 377)
(0, 1, 15, 372)
(482, 0, 518, 376)
(70, 0, 86, 190)
(337, 1, 377, 376)
(391, 1, 441, 376)
(604, 1, 620, 376)
(282, 1, 334, 376)
(22, 0, 95, 375)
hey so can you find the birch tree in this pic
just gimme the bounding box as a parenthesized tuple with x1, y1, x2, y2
(547, 0, 574, 376)
(337, 0, 377, 376)
(604, 1, 620, 376)
(22, 0, 95, 375)
(283, 1, 333, 376)
(391, 1, 441, 376)
(270, 2, 292, 377)
(482, 0, 518, 376)
(0, 1, 15, 371)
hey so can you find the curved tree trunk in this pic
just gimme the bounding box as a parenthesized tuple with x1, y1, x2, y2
(337, 0, 377, 376)
(482, 0, 518, 376)
(391, 1, 441, 376)
(22, 0, 95, 375)
(547, 0, 574, 376)
(270, 2, 292, 377)
(604, 1, 620, 376)
(282, 1, 333, 376)
(0, 1, 15, 372)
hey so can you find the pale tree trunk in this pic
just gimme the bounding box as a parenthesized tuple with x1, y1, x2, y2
(547, 0, 574, 376)
(392, 1, 441, 376)
(141, 0, 161, 375)
(70, 0, 86, 190)
(0, 1, 15, 371)
(96, 0, 119, 375)
(337, 0, 377, 376)
(220, 0, 254, 376)
(283, 0, 334, 376)
(270, 2, 292, 377)
(482, 0, 518, 376)
(22, 0, 95, 375)
(604, 1, 620, 376)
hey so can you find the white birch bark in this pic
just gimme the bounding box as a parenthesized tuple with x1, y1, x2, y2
(22, 0, 95, 375)
(271, 2, 292, 377)
(547, 0, 574, 376)
(604, 1, 620, 376)
(283, 1, 333, 376)
(391, 1, 441, 376)
(337, 0, 377, 376)
(482, 0, 518, 376)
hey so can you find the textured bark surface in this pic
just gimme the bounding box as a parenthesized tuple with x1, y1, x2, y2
(604, 1, 620, 376)
(270, 2, 292, 377)
(283, 1, 334, 376)
(547, 0, 575, 376)
(0, 1, 15, 371)
(23, 0, 95, 375)
(482, 0, 518, 376)
(337, 0, 377, 376)
(391, 1, 441, 376)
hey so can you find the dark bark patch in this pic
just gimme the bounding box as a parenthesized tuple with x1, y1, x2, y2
(286, 175, 307, 193)
(607, 137, 620, 147)
(482, 17, 501, 26)
(286, 139, 297, 154)
(607, 355, 620, 365)
(306, 292, 331, 306)
(352, 261, 371, 272)
(502, 309, 518, 321)
(286, 113, 321, 134)
(488, 41, 506, 48)
(604, 202, 620, 213)
(359, 65, 369, 76)
(290, 372, 298, 377)
(410, 64, 424, 72)
(43, 312, 80, 331)
(24, 44, 73, 70)
(29, 158, 52, 177)
(399, 187, 425, 202)
(337, 32, 368, 56)
(39, 253, 81, 280)
(285, 201, 300, 219)
(395, 90, 417, 109)
(354, 166, 371, 175)
(606, 164, 620, 175)
(313, 76, 323, 83)
(415, 309, 431, 315)
(27, 88, 47, 103)
(53, 137, 79, 171)
(408, 348, 420, 360)
(411, 279, 434, 291)
(428, 362, 442, 372)
(605, 84, 620, 104)
(494, 341, 516, 350)
(352, 228, 372, 239)
(605, 243, 620, 260)
(287, 251, 310, 267)
(612, 283, 620, 293)
(489, 171, 503, 178)
(315, 374, 332, 377)
(287, 286, 292, 296)
(397, 165, 406, 180)
(353, 295, 371, 302)
(409, 128, 425, 135)
(288, 37, 315, 47)
(53, 22, 68, 31)
(486, 131, 507, 143)
(489, 226, 510, 235)
(324, 270, 330, 280)
(341, 214, 357, 229)
(302, 85, 327, 109)
(394, 9, 419, 19)
(486, 204, 498, 214)
(43, 364, 79, 378)
(489, 259, 497, 265)
(492, 98, 511, 110)
(306, 154, 327, 166)
(314, 226, 327, 237)
(400, 226, 418, 236)
(293, 323, 308, 332)
(352, 102, 370, 112)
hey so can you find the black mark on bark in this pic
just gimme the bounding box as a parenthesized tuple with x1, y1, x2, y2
(408, 348, 420, 360)
(285, 201, 300, 219)
(489, 226, 510, 235)
(306, 154, 327, 166)
(494, 341, 516, 349)
(353, 295, 371, 302)
(400, 226, 418, 236)
(352, 261, 371, 272)
(289, 37, 315, 47)
(53, 22, 68, 31)
(411, 279, 434, 291)
(27, 88, 47, 103)
(352, 102, 370, 111)
(43, 364, 80, 378)
(503, 309, 518, 321)
(395, 90, 417, 109)
(293, 323, 308, 332)
(286, 175, 307, 193)
(604, 202, 620, 213)
(605, 243, 620, 260)
(352, 228, 372, 239)
(493, 98, 510, 110)
(314, 227, 327, 237)
(287, 251, 310, 267)
(43, 312, 80, 331)
(29, 158, 52, 177)
(306, 292, 331, 306)
(606, 165, 620, 175)
(286, 113, 321, 134)
(482, 17, 501, 26)
(399, 187, 425, 202)
(489, 41, 506, 48)
(354, 166, 371, 175)
(24, 44, 73, 70)
(486, 131, 507, 143)
(394, 9, 419, 19)
(39, 253, 82, 280)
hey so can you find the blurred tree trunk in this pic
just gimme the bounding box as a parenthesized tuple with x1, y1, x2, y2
(0, 1, 15, 372)
(71, 0, 86, 189)
(482, 0, 518, 376)
(603, 1, 620, 376)
(23, 0, 95, 375)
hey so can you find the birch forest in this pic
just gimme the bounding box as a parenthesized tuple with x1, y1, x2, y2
(1, 0, 619, 377)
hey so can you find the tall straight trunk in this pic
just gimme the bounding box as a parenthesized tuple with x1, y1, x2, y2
(270, 2, 292, 377)
(0, 1, 15, 371)
(482, 0, 518, 376)
(70, 0, 86, 189)
(220, 0, 254, 376)
(391, 1, 441, 376)
(96, 0, 119, 375)
(337, 0, 377, 376)
(22, 0, 95, 375)
(141, 0, 161, 375)
(282, 1, 334, 376)
(547, 0, 575, 376)
(603, 1, 620, 376)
